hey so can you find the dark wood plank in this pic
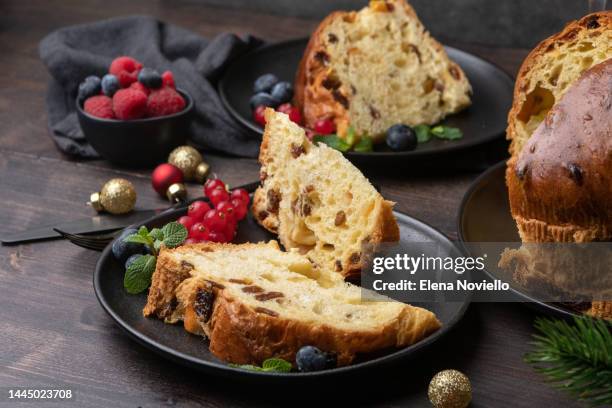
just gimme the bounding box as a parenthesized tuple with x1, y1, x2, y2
(0, 0, 575, 407)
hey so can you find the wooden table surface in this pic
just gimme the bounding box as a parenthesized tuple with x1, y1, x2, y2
(0, 1, 580, 407)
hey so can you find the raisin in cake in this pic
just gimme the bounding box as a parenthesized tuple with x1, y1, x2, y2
(294, 0, 472, 142)
(253, 108, 399, 279)
(143, 241, 441, 367)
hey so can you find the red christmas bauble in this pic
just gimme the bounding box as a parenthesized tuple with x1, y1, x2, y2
(151, 163, 184, 196)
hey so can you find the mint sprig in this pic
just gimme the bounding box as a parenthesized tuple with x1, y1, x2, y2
(414, 125, 432, 143)
(353, 136, 373, 152)
(431, 125, 463, 140)
(313, 135, 351, 152)
(121, 221, 188, 294)
(161, 221, 188, 248)
(124, 254, 156, 294)
(230, 358, 292, 373)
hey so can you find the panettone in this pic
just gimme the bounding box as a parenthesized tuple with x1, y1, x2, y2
(294, 0, 472, 142)
(253, 108, 399, 279)
(143, 241, 441, 367)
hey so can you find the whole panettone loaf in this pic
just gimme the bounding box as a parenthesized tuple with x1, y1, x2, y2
(294, 0, 471, 142)
(253, 108, 399, 278)
(507, 59, 612, 244)
(504, 59, 612, 319)
(506, 12, 611, 156)
(143, 241, 441, 367)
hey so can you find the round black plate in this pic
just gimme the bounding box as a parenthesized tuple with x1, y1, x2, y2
(94, 205, 469, 380)
(219, 38, 514, 161)
(457, 161, 582, 319)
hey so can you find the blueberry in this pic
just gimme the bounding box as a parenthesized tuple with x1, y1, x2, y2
(270, 82, 293, 104)
(249, 92, 280, 109)
(295, 346, 337, 372)
(77, 75, 101, 102)
(101, 74, 120, 97)
(138, 67, 162, 89)
(386, 124, 418, 151)
(112, 228, 148, 262)
(125, 254, 143, 270)
(253, 73, 279, 94)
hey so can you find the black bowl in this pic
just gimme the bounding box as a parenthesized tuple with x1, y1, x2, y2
(76, 89, 194, 168)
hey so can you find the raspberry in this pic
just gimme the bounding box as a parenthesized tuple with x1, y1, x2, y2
(84, 95, 115, 119)
(112, 88, 148, 120)
(129, 81, 150, 96)
(161, 71, 175, 88)
(146, 87, 186, 117)
(109, 56, 143, 87)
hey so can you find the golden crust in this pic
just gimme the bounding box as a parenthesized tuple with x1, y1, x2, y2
(506, 11, 612, 156)
(144, 242, 441, 367)
(506, 59, 612, 243)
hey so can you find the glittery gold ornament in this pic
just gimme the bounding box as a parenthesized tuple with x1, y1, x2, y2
(89, 178, 137, 215)
(428, 370, 472, 408)
(194, 161, 210, 184)
(168, 146, 203, 181)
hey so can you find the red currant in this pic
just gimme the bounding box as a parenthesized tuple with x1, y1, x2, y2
(209, 188, 230, 207)
(184, 237, 199, 245)
(277, 103, 302, 125)
(230, 188, 250, 205)
(189, 222, 209, 241)
(231, 198, 248, 220)
(253, 105, 267, 126)
(216, 201, 236, 223)
(187, 201, 211, 221)
(314, 119, 335, 135)
(204, 178, 226, 198)
(178, 215, 196, 232)
(203, 209, 227, 232)
(224, 219, 237, 241)
(207, 231, 228, 243)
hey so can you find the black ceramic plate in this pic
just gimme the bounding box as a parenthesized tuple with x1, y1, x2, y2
(219, 38, 514, 162)
(457, 161, 582, 319)
(94, 203, 469, 380)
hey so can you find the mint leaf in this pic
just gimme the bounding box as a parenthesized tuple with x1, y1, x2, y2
(431, 125, 463, 140)
(230, 358, 293, 373)
(313, 135, 350, 152)
(261, 358, 292, 373)
(414, 125, 432, 143)
(161, 221, 188, 248)
(138, 226, 149, 237)
(149, 228, 164, 241)
(124, 233, 151, 246)
(124, 254, 156, 294)
(154, 240, 164, 252)
(353, 136, 373, 152)
(345, 127, 357, 147)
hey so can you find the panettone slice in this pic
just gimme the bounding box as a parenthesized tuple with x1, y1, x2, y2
(253, 109, 399, 279)
(294, 0, 472, 142)
(143, 241, 441, 367)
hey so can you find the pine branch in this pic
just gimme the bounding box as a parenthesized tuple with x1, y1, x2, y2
(525, 316, 612, 406)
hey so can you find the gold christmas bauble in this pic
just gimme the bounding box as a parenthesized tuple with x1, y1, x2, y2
(428, 369, 472, 408)
(194, 161, 210, 184)
(168, 146, 203, 181)
(97, 178, 137, 215)
(166, 182, 187, 203)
